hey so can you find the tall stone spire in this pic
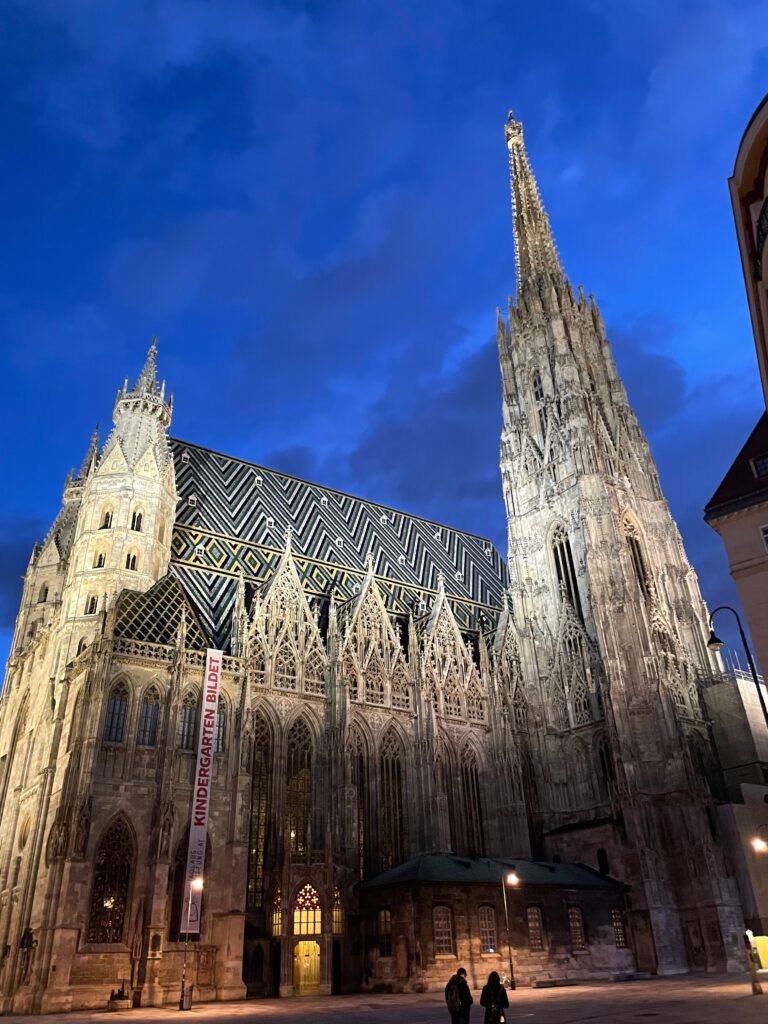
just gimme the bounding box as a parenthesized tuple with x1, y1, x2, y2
(505, 112, 564, 297)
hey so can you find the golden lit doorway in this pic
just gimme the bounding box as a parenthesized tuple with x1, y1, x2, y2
(293, 940, 320, 994)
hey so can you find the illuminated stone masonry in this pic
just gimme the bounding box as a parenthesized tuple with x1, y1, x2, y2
(0, 113, 746, 1014)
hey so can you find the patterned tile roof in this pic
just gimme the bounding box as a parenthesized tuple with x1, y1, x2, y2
(169, 439, 508, 649)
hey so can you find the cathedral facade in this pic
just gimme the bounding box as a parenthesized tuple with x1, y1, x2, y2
(0, 114, 745, 1013)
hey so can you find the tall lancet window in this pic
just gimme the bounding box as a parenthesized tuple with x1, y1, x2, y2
(87, 818, 133, 943)
(624, 519, 650, 598)
(461, 745, 485, 857)
(380, 730, 405, 871)
(348, 726, 368, 880)
(552, 526, 583, 621)
(286, 718, 313, 856)
(248, 712, 272, 910)
(532, 370, 547, 439)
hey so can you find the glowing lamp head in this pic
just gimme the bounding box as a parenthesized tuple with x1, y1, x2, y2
(752, 837, 768, 854)
(191, 876, 204, 892)
(507, 872, 520, 887)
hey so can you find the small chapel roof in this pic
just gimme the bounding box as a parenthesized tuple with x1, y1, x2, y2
(168, 438, 508, 649)
(705, 411, 768, 520)
(360, 853, 625, 891)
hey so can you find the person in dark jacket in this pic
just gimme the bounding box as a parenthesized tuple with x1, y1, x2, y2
(480, 971, 509, 1024)
(445, 966, 473, 1023)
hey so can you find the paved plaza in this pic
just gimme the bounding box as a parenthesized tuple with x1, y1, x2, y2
(4, 975, 768, 1024)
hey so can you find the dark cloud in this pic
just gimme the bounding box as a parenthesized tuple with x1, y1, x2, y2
(609, 315, 688, 431)
(0, 519, 45, 632)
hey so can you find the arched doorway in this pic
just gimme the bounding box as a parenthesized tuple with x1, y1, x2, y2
(293, 941, 320, 994)
(292, 884, 321, 995)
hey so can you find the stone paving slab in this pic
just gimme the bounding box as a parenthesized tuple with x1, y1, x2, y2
(3, 975, 768, 1024)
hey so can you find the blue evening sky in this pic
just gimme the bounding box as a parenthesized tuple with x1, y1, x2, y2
(1, 0, 767, 668)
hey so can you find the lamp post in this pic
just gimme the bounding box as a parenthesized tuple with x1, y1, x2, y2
(500, 870, 520, 991)
(179, 876, 203, 1011)
(707, 605, 768, 731)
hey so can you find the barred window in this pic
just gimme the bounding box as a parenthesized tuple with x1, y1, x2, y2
(286, 719, 312, 855)
(137, 687, 160, 746)
(87, 818, 133, 943)
(380, 730, 405, 871)
(377, 907, 392, 956)
(527, 906, 544, 952)
(294, 884, 321, 935)
(103, 682, 128, 744)
(433, 905, 454, 955)
(612, 908, 628, 948)
(568, 906, 586, 949)
(478, 905, 497, 953)
(214, 695, 227, 754)
(178, 691, 198, 751)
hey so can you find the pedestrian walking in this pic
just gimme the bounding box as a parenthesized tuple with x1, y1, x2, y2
(480, 970, 509, 1024)
(445, 966, 473, 1024)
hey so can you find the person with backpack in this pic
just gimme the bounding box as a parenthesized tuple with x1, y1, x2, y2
(480, 970, 509, 1024)
(445, 966, 473, 1023)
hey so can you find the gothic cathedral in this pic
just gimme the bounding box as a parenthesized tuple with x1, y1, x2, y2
(0, 113, 744, 1013)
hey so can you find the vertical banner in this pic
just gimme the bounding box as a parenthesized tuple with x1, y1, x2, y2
(181, 649, 222, 935)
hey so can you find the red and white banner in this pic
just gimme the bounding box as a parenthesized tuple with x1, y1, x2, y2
(181, 649, 222, 935)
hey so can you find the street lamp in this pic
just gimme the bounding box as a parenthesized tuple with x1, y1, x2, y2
(707, 606, 768, 731)
(500, 869, 520, 991)
(179, 876, 203, 1011)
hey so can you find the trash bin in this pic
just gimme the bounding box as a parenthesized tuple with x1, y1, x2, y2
(181, 985, 194, 1011)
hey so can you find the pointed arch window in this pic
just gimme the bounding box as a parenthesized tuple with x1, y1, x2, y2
(294, 884, 321, 935)
(248, 713, 272, 910)
(532, 370, 548, 439)
(286, 719, 313, 855)
(333, 886, 344, 935)
(511, 688, 528, 730)
(349, 727, 368, 879)
(551, 526, 583, 621)
(214, 695, 228, 754)
(466, 680, 485, 723)
(103, 682, 129, 744)
(436, 744, 459, 854)
(461, 746, 485, 857)
(76, 637, 88, 656)
(85, 595, 98, 615)
(37, 584, 48, 604)
(94, 551, 106, 569)
(596, 736, 614, 800)
(130, 510, 143, 532)
(380, 730, 405, 871)
(364, 652, 386, 705)
(125, 552, 138, 571)
(270, 886, 282, 935)
(100, 508, 113, 530)
(137, 687, 160, 747)
(87, 818, 133, 943)
(624, 519, 650, 598)
(391, 663, 411, 710)
(178, 690, 199, 751)
(275, 641, 297, 691)
(304, 647, 326, 696)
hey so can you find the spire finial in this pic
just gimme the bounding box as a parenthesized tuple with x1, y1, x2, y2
(505, 111, 564, 298)
(284, 524, 293, 552)
(133, 339, 159, 396)
(77, 425, 100, 479)
(436, 569, 446, 593)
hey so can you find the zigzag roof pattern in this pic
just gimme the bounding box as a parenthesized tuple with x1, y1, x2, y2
(168, 439, 508, 649)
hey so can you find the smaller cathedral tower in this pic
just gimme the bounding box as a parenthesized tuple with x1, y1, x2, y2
(55, 342, 177, 666)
